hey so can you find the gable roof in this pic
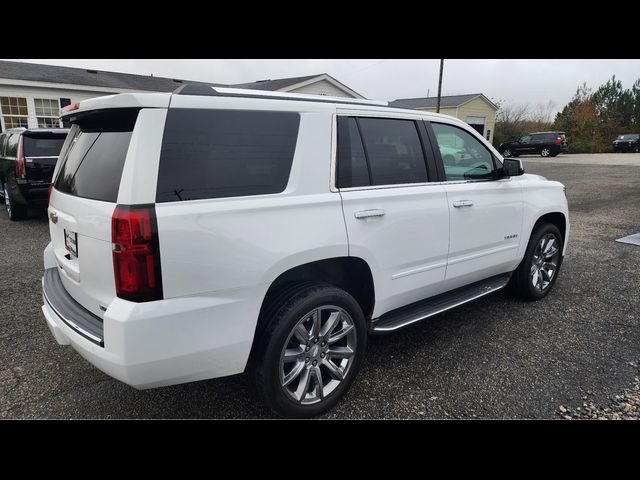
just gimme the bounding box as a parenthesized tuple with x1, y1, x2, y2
(0, 60, 221, 92)
(230, 74, 322, 91)
(390, 93, 497, 110)
(0, 61, 364, 98)
(231, 73, 365, 99)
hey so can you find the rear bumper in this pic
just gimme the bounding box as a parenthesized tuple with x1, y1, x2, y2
(41, 265, 264, 389)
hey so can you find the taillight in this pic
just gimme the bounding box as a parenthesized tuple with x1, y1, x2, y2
(47, 185, 53, 203)
(555, 137, 562, 144)
(15, 136, 26, 178)
(111, 204, 163, 302)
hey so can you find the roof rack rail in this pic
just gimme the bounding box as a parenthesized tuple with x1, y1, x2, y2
(172, 83, 389, 108)
(173, 84, 220, 96)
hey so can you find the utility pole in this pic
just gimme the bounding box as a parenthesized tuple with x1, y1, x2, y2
(436, 59, 444, 113)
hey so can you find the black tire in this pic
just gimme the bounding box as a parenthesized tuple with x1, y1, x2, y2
(509, 222, 563, 301)
(4, 182, 27, 221)
(251, 283, 367, 418)
(540, 147, 552, 157)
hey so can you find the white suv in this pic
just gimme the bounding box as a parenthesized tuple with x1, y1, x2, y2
(42, 85, 569, 417)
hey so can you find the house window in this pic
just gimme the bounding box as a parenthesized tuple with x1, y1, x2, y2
(34, 98, 62, 128)
(1, 97, 29, 130)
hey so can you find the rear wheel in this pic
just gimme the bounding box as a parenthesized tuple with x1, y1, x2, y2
(501, 147, 513, 157)
(4, 183, 27, 221)
(510, 222, 563, 300)
(251, 283, 367, 418)
(540, 147, 551, 157)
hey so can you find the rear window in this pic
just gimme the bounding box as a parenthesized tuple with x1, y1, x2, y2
(156, 109, 300, 202)
(23, 134, 67, 157)
(53, 109, 138, 203)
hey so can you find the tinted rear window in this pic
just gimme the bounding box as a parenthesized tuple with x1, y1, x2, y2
(156, 109, 300, 202)
(53, 109, 139, 202)
(23, 134, 67, 157)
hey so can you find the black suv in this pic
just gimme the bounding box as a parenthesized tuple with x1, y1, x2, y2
(612, 133, 640, 152)
(498, 131, 568, 158)
(0, 128, 69, 220)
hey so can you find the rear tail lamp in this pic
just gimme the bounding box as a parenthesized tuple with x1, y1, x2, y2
(47, 185, 53, 203)
(111, 204, 163, 302)
(15, 136, 26, 178)
(555, 137, 562, 144)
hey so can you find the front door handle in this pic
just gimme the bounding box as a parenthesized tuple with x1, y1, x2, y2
(453, 200, 474, 208)
(354, 209, 386, 219)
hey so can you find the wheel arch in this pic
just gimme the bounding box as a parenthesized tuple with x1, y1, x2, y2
(248, 256, 375, 361)
(533, 211, 567, 247)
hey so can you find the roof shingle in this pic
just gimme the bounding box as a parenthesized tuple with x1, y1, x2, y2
(390, 93, 491, 109)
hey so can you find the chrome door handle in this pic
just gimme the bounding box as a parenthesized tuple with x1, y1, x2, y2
(453, 200, 474, 208)
(354, 209, 386, 219)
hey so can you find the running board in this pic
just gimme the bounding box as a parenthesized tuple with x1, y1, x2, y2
(371, 273, 512, 334)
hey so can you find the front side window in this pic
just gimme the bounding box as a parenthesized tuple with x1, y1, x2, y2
(34, 98, 62, 128)
(519, 135, 531, 143)
(431, 122, 497, 181)
(1, 97, 28, 129)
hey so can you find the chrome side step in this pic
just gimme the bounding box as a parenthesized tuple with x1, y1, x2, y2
(371, 273, 512, 334)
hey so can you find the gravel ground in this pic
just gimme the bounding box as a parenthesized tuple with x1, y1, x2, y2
(1, 153, 639, 419)
(557, 361, 639, 420)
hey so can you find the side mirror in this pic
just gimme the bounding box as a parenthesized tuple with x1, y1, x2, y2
(503, 158, 525, 176)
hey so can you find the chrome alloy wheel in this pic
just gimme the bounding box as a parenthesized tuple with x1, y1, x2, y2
(541, 147, 551, 157)
(502, 148, 512, 157)
(279, 305, 357, 405)
(530, 233, 560, 292)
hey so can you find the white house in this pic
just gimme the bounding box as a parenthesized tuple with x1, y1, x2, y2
(0, 60, 365, 132)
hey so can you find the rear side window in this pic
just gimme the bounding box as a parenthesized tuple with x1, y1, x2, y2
(23, 134, 67, 157)
(358, 118, 427, 186)
(337, 117, 370, 188)
(5, 134, 19, 157)
(337, 116, 428, 188)
(54, 109, 138, 202)
(156, 109, 300, 202)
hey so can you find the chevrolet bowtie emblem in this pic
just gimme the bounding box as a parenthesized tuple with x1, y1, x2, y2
(49, 211, 58, 224)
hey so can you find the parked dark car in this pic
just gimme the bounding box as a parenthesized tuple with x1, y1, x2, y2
(612, 133, 640, 152)
(0, 128, 69, 220)
(498, 131, 569, 158)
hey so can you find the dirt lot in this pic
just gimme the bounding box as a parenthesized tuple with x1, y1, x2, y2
(1, 153, 639, 419)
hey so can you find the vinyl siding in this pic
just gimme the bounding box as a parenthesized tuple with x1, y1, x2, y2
(417, 97, 497, 144)
(289, 79, 354, 98)
(0, 84, 113, 131)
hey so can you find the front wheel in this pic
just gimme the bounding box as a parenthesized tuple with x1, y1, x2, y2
(510, 222, 563, 300)
(251, 283, 367, 417)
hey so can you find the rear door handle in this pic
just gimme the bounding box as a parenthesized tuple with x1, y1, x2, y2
(354, 209, 386, 219)
(453, 200, 474, 208)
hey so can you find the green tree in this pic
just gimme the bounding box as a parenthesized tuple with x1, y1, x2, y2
(553, 83, 603, 153)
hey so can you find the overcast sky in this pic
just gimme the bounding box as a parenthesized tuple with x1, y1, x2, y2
(10, 59, 640, 116)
